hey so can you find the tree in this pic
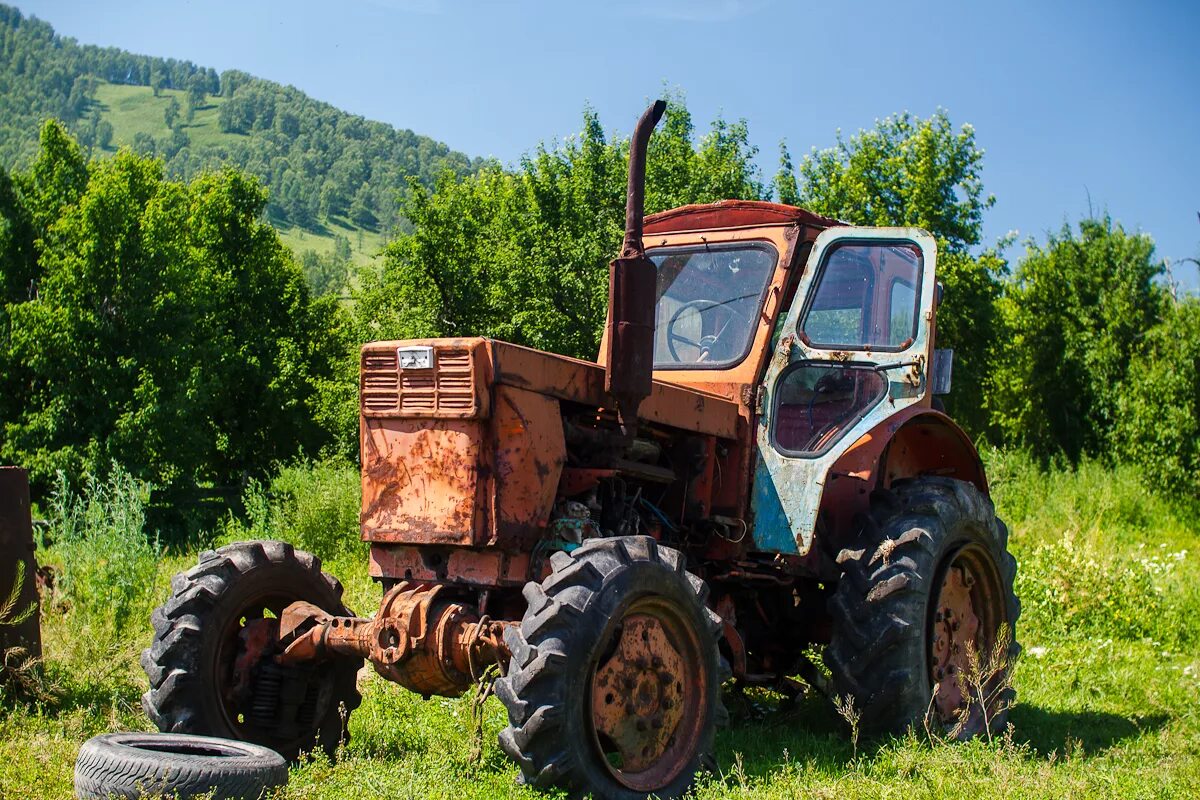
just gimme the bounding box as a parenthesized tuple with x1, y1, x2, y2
(96, 119, 113, 150)
(774, 141, 799, 206)
(1113, 298, 1200, 502)
(1, 124, 341, 499)
(186, 73, 207, 115)
(0, 165, 38, 441)
(164, 97, 180, 129)
(784, 111, 1003, 434)
(132, 131, 156, 157)
(987, 216, 1166, 461)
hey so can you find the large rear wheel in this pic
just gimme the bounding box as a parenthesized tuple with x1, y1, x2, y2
(825, 477, 1020, 739)
(141, 541, 362, 760)
(496, 536, 726, 799)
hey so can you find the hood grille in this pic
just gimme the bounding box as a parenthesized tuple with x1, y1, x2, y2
(361, 345, 482, 417)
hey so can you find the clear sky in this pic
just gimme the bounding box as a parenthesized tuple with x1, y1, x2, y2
(16, 0, 1200, 290)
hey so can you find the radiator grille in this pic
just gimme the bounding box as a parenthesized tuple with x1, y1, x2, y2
(361, 346, 478, 416)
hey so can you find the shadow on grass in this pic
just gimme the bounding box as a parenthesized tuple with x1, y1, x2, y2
(711, 688, 1168, 780)
(713, 688, 855, 778)
(1011, 704, 1168, 756)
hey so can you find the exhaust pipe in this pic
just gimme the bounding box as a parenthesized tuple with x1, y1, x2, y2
(604, 99, 667, 439)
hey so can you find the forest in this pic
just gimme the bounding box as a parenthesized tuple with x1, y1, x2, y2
(0, 4, 478, 261)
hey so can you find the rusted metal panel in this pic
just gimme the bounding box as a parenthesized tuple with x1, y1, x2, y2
(490, 341, 739, 440)
(361, 418, 485, 545)
(814, 408, 988, 556)
(490, 385, 565, 547)
(643, 200, 844, 236)
(360, 338, 491, 419)
(0, 467, 40, 660)
(369, 544, 532, 587)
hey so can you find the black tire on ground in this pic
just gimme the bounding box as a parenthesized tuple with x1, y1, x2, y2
(496, 536, 726, 800)
(74, 732, 287, 800)
(141, 540, 362, 760)
(825, 476, 1020, 739)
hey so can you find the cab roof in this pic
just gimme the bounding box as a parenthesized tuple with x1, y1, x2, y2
(643, 200, 846, 236)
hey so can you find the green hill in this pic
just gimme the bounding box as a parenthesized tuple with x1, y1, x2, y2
(0, 3, 478, 270)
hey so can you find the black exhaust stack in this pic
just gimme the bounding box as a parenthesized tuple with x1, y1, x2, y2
(605, 99, 667, 439)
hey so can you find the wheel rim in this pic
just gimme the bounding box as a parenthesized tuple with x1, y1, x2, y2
(928, 542, 1007, 726)
(214, 590, 329, 745)
(589, 596, 707, 792)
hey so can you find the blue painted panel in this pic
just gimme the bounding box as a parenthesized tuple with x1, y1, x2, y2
(749, 456, 800, 554)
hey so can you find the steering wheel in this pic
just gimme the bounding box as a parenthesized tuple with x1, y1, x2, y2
(666, 300, 746, 363)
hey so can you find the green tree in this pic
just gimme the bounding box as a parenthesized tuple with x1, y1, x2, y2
(95, 120, 114, 150)
(1, 123, 340, 498)
(988, 216, 1166, 461)
(186, 73, 207, 115)
(786, 111, 1002, 434)
(164, 97, 180, 129)
(1113, 298, 1200, 502)
(132, 131, 155, 157)
(0, 165, 38, 442)
(774, 141, 800, 206)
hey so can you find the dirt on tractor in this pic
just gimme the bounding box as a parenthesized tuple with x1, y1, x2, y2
(139, 100, 1020, 800)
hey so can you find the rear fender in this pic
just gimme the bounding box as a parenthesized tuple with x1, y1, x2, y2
(817, 408, 986, 557)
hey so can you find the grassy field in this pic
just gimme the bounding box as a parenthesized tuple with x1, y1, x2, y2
(2, 452, 1198, 799)
(90, 82, 387, 269)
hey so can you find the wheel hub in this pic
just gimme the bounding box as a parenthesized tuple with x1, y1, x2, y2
(931, 563, 982, 720)
(591, 614, 688, 775)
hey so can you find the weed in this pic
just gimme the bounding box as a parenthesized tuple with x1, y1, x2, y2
(0, 560, 36, 628)
(45, 465, 161, 641)
(833, 694, 862, 760)
(223, 458, 363, 564)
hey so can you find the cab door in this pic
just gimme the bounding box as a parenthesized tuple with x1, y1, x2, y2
(750, 227, 937, 555)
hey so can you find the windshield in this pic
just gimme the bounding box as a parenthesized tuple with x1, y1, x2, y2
(650, 242, 777, 369)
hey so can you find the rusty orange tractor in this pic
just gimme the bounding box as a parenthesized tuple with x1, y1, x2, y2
(143, 101, 1019, 799)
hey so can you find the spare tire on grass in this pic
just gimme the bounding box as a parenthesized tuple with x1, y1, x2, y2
(74, 732, 287, 800)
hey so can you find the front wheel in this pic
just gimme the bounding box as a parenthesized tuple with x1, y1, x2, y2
(825, 477, 1020, 739)
(495, 536, 726, 800)
(141, 541, 362, 760)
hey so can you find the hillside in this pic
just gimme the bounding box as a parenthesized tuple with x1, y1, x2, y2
(0, 4, 478, 268)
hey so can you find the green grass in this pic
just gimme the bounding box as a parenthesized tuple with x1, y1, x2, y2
(89, 81, 386, 270)
(3, 453, 1199, 799)
(91, 83, 230, 151)
(276, 221, 388, 270)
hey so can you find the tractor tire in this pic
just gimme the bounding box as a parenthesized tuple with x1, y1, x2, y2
(496, 536, 726, 799)
(74, 732, 286, 800)
(141, 541, 362, 760)
(825, 476, 1020, 739)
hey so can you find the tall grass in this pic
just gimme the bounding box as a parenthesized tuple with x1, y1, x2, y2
(46, 465, 162, 640)
(222, 459, 364, 564)
(985, 447, 1200, 651)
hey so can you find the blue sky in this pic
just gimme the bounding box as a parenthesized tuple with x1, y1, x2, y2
(18, 0, 1200, 290)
